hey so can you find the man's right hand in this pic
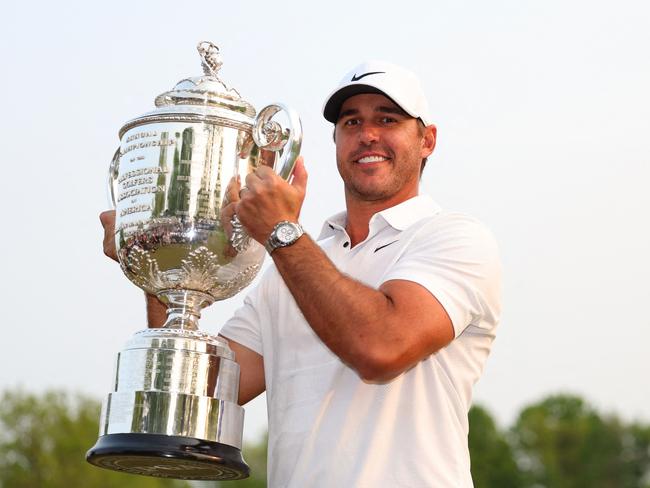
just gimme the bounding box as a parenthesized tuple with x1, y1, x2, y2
(100, 210, 118, 262)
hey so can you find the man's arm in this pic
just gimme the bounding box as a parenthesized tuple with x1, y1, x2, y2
(235, 160, 454, 383)
(272, 237, 454, 382)
(145, 294, 166, 327)
(223, 339, 266, 405)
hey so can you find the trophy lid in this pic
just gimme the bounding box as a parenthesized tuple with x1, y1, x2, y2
(153, 41, 256, 118)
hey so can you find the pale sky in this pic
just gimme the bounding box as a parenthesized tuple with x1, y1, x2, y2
(2, 0, 648, 442)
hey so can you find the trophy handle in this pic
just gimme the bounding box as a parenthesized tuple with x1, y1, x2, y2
(252, 104, 302, 181)
(107, 147, 121, 208)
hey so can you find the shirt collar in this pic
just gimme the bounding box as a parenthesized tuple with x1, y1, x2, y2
(318, 195, 442, 240)
(318, 210, 347, 240)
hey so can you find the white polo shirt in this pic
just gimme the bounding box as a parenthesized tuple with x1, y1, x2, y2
(221, 195, 501, 488)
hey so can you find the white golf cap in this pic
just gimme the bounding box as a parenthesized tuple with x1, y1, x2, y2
(322, 60, 433, 126)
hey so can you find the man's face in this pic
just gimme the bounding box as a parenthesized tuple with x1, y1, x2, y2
(334, 93, 436, 204)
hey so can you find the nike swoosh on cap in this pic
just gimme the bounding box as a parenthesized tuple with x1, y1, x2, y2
(374, 240, 399, 253)
(351, 71, 385, 82)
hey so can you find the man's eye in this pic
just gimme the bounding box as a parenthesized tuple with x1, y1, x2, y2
(344, 119, 360, 126)
(380, 117, 397, 124)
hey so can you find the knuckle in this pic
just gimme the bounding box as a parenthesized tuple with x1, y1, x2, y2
(239, 198, 252, 213)
(264, 176, 279, 190)
(100, 210, 115, 226)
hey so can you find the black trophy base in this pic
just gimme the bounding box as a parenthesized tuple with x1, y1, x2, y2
(86, 433, 250, 481)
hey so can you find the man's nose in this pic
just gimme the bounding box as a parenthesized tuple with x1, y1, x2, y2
(359, 125, 379, 145)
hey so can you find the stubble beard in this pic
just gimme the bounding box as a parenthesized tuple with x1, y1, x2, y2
(338, 148, 421, 203)
(344, 172, 398, 202)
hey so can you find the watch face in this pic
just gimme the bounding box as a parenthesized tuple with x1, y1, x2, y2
(277, 224, 297, 244)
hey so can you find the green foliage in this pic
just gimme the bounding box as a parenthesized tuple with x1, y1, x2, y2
(211, 433, 268, 488)
(628, 423, 650, 486)
(510, 393, 650, 488)
(0, 389, 189, 488)
(2, 389, 649, 488)
(469, 404, 522, 487)
(236, 432, 269, 488)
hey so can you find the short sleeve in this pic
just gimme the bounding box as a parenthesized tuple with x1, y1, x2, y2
(382, 213, 502, 338)
(219, 269, 274, 355)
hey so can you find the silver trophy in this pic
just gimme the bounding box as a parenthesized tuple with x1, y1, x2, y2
(86, 41, 302, 481)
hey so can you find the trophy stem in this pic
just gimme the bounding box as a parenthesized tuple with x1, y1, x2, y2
(159, 290, 213, 330)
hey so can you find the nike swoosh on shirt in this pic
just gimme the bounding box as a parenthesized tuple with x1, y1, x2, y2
(351, 71, 385, 82)
(374, 240, 399, 253)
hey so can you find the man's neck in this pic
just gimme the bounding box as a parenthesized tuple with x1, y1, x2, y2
(344, 190, 418, 246)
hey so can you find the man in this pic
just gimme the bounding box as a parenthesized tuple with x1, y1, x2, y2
(102, 61, 501, 487)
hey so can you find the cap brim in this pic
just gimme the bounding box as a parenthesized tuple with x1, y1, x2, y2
(322, 84, 385, 123)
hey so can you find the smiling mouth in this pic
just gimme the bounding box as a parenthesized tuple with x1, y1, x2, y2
(356, 155, 390, 164)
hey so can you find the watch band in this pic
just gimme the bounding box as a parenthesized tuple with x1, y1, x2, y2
(265, 221, 304, 254)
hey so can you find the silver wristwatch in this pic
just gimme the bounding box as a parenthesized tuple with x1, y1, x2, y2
(265, 221, 304, 254)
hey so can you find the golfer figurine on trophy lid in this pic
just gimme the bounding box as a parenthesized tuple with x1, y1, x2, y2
(86, 41, 302, 481)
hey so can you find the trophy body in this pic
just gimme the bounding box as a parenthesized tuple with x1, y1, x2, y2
(86, 42, 301, 480)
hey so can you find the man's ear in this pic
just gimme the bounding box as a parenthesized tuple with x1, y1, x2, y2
(421, 124, 437, 157)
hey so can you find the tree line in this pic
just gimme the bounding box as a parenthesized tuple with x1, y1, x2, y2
(0, 389, 648, 487)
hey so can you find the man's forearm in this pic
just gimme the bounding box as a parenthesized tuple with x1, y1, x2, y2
(270, 235, 407, 380)
(146, 293, 167, 327)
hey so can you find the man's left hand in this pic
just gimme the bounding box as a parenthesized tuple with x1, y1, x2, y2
(235, 156, 308, 244)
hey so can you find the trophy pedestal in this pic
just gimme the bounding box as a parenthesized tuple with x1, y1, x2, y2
(87, 328, 249, 480)
(87, 433, 249, 480)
